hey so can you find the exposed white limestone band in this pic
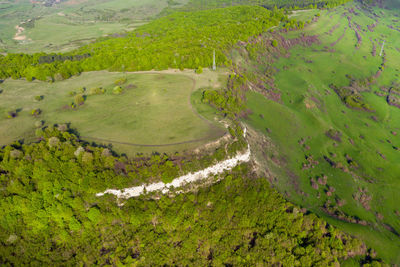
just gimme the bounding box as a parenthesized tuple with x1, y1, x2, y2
(96, 128, 250, 199)
(96, 145, 250, 199)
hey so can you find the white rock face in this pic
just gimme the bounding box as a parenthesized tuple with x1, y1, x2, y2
(96, 144, 251, 200)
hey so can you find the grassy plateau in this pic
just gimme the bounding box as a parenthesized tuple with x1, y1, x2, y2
(0, 69, 226, 155)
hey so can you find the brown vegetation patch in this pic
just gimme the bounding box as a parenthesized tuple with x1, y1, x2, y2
(325, 129, 342, 142)
(326, 23, 340, 35)
(353, 187, 372, 210)
(367, 22, 377, 32)
(330, 27, 347, 46)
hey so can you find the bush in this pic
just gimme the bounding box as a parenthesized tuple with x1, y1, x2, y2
(74, 94, 85, 105)
(101, 148, 112, 157)
(57, 124, 68, 132)
(113, 86, 123, 95)
(9, 149, 22, 159)
(195, 66, 203, 74)
(68, 91, 76, 96)
(325, 129, 342, 142)
(35, 129, 44, 137)
(31, 108, 41, 116)
(114, 77, 127, 86)
(74, 146, 85, 157)
(48, 137, 60, 148)
(34, 95, 43, 101)
(82, 152, 94, 163)
(7, 110, 17, 119)
(271, 39, 278, 47)
(89, 87, 105, 95)
(35, 120, 44, 128)
(78, 87, 86, 93)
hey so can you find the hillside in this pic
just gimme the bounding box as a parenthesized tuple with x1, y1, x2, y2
(233, 0, 400, 263)
(0, 0, 186, 53)
(0, 0, 398, 265)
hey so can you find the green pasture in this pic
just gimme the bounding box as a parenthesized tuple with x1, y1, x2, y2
(0, 0, 181, 53)
(0, 70, 225, 155)
(245, 3, 400, 264)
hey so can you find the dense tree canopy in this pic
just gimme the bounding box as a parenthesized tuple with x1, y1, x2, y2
(0, 6, 286, 81)
(0, 128, 373, 265)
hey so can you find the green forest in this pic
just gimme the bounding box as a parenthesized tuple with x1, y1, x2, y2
(180, 0, 352, 9)
(0, 6, 286, 81)
(0, 128, 379, 265)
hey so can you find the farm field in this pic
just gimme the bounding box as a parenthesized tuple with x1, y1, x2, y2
(0, 69, 226, 155)
(244, 2, 400, 263)
(0, 0, 186, 53)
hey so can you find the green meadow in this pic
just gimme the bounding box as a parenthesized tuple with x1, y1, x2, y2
(245, 2, 400, 263)
(0, 0, 187, 53)
(0, 70, 225, 155)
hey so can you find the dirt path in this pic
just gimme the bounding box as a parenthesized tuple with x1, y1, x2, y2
(82, 70, 226, 148)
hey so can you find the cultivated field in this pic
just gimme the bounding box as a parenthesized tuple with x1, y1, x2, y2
(0, 69, 226, 155)
(245, 2, 400, 264)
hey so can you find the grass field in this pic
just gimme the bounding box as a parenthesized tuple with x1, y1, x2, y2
(0, 69, 226, 155)
(0, 0, 187, 53)
(244, 2, 400, 264)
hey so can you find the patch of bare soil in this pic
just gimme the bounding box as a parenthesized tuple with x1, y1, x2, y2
(13, 25, 27, 41)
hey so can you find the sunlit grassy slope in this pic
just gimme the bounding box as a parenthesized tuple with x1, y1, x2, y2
(245, 2, 400, 263)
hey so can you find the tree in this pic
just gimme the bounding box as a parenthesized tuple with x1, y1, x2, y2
(74, 94, 85, 106)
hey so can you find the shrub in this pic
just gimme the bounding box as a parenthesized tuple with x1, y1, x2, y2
(7, 110, 17, 119)
(195, 66, 203, 74)
(31, 108, 41, 116)
(57, 124, 68, 132)
(48, 137, 60, 148)
(34, 95, 43, 101)
(78, 87, 86, 93)
(35, 120, 44, 128)
(9, 149, 22, 159)
(74, 146, 85, 157)
(113, 86, 123, 95)
(325, 129, 342, 142)
(68, 91, 76, 96)
(114, 77, 127, 86)
(35, 129, 44, 137)
(82, 152, 94, 163)
(89, 87, 105, 95)
(74, 94, 85, 105)
(101, 148, 112, 157)
(271, 39, 278, 47)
